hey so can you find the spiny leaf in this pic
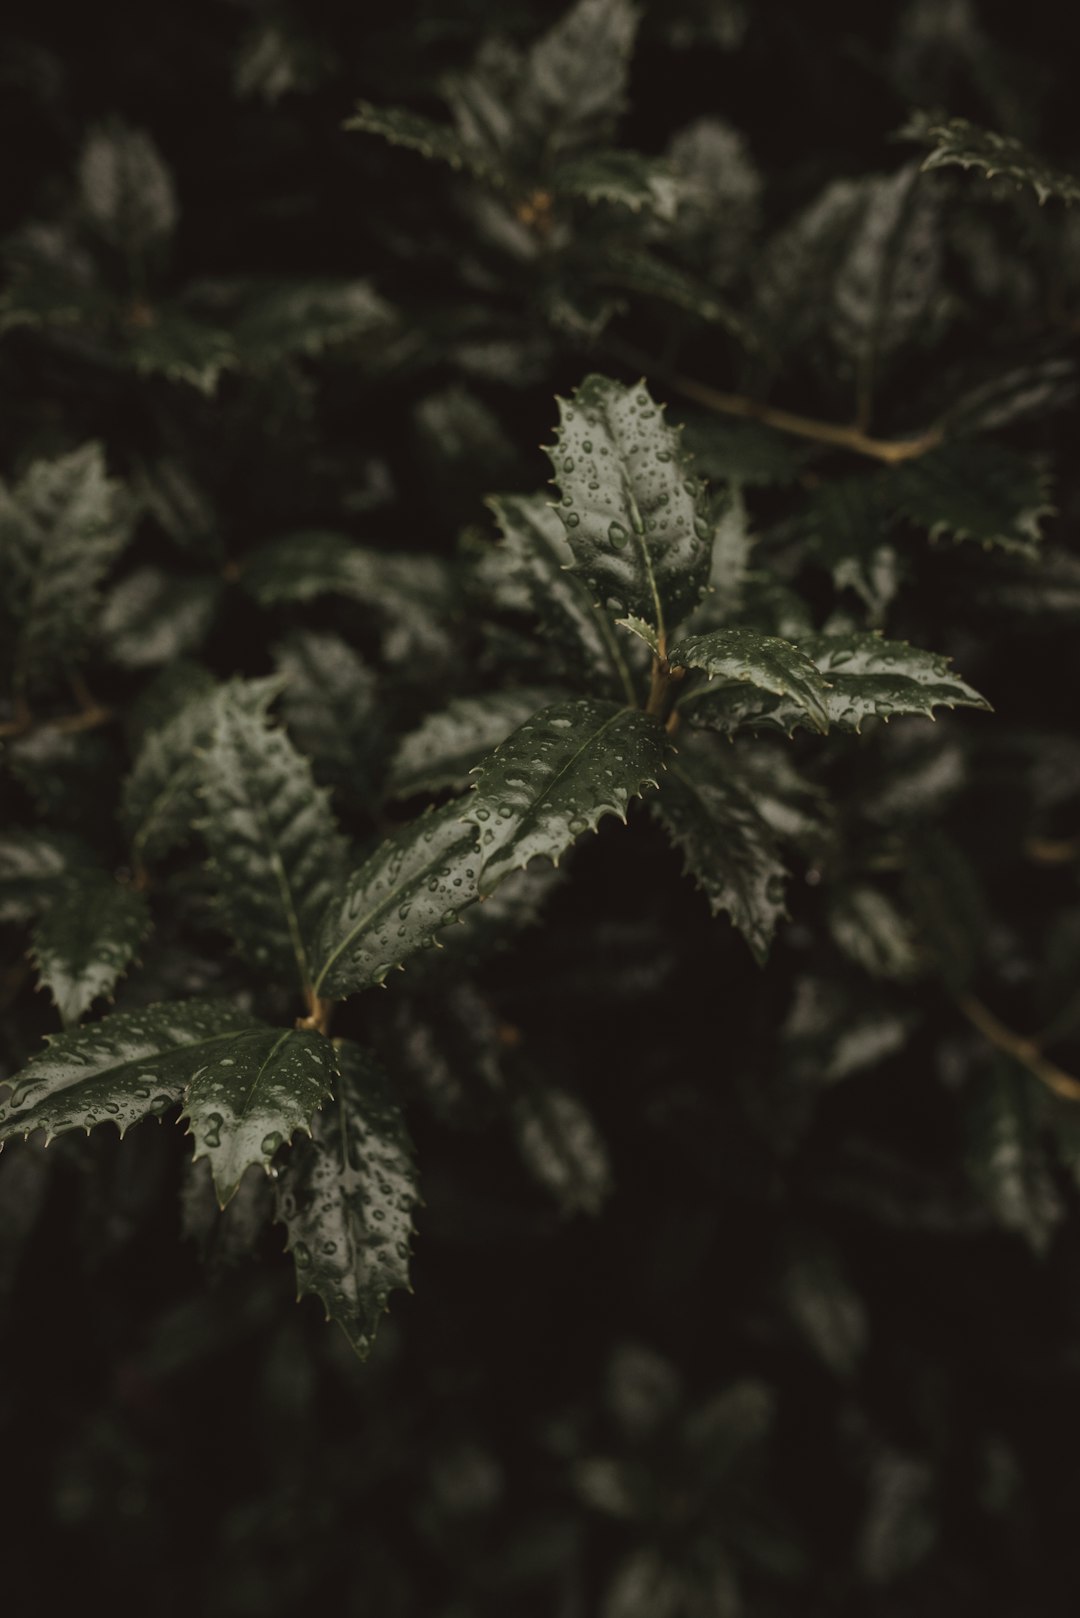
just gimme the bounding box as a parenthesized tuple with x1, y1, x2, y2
(485, 492, 638, 699)
(0, 999, 263, 1146)
(182, 1026, 337, 1207)
(99, 567, 221, 668)
(464, 697, 669, 898)
(664, 117, 761, 287)
(313, 800, 482, 1000)
(615, 615, 661, 653)
(389, 688, 563, 798)
(127, 307, 237, 395)
(198, 688, 346, 993)
(0, 830, 96, 925)
(275, 1040, 419, 1358)
(593, 248, 754, 339)
(344, 102, 496, 182)
(893, 441, 1052, 553)
(650, 743, 788, 963)
(903, 112, 1080, 206)
(232, 278, 397, 363)
(31, 872, 151, 1026)
(123, 677, 281, 869)
(2, 443, 136, 691)
(680, 632, 987, 736)
(554, 149, 677, 215)
(668, 628, 831, 733)
(548, 375, 711, 638)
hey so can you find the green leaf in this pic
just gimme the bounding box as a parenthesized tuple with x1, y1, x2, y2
(31, 872, 151, 1026)
(516, 0, 638, 160)
(781, 1235, 867, 1377)
(681, 632, 987, 736)
(313, 800, 481, 1000)
(893, 441, 1052, 553)
(123, 677, 281, 869)
(275, 1040, 419, 1358)
(0, 999, 263, 1145)
(0, 831, 95, 924)
(485, 492, 638, 700)
(668, 628, 830, 732)
(127, 307, 236, 395)
(344, 102, 495, 182)
(274, 631, 379, 798)
(182, 1025, 337, 1206)
(665, 117, 761, 287)
(827, 885, 922, 980)
(966, 1064, 1062, 1254)
(554, 150, 677, 215)
(548, 375, 711, 640)
(2, 443, 136, 691)
(680, 415, 812, 488)
(594, 248, 754, 339)
(233, 278, 397, 363)
(903, 112, 1080, 206)
(99, 567, 221, 668)
(615, 615, 661, 653)
(199, 688, 346, 992)
(78, 120, 178, 254)
(650, 743, 788, 963)
(241, 533, 458, 663)
(512, 1085, 613, 1215)
(389, 689, 562, 798)
(802, 634, 989, 731)
(464, 698, 669, 898)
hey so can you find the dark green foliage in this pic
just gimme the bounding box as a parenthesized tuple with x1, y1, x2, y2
(4, 3, 1080, 1614)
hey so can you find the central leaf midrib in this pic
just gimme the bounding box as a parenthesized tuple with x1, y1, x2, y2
(313, 824, 477, 996)
(11, 1021, 261, 1113)
(485, 706, 626, 866)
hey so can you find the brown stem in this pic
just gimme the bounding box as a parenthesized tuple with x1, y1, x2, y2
(645, 656, 685, 721)
(297, 989, 335, 1038)
(1025, 835, 1079, 865)
(956, 993, 1080, 1103)
(602, 339, 944, 466)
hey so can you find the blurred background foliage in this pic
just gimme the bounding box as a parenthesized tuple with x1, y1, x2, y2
(4, 0, 1080, 1612)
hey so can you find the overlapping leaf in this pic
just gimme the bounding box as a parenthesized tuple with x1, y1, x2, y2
(199, 689, 346, 990)
(182, 1025, 337, 1206)
(904, 113, 1080, 206)
(463, 698, 668, 897)
(0, 999, 262, 1144)
(668, 628, 830, 732)
(650, 742, 789, 962)
(548, 375, 711, 637)
(389, 688, 563, 798)
(313, 800, 481, 1000)
(31, 872, 151, 1025)
(275, 1041, 418, 1357)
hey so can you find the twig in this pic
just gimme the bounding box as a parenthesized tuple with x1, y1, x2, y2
(956, 992, 1080, 1102)
(1025, 835, 1079, 865)
(603, 339, 944, 465)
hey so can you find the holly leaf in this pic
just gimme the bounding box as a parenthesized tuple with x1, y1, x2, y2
(344, 102, 496, 182)
(312, 800, 481, 1000)
(99, 567, 221, 668)
(893, 441, 1052, 553)
(0, 999, 263, 1145)
(182, 1025, 337, 1207)
(966, 1064, 1063, 1254)
(232, 278, 397, 364)
(554, 149, 677, 215)
(650, 743, 788, 963)
(485, 492, 638, 699)
(389, 688, 563, 798)
(274, 630, 379, 799)
(123, 676, 281, 869)
(903, 113, 1080, 206)
(512, 1084, 613, 1215)
(31, 872, 151, 1026)
(681, 632, 987, 736)
(275, 1041, 418, 1358)
(198, 688, 346, 992)
(78, 120, 178, 254)
(0, 830, 96, 924)
(464, 698, 668, 898)
(668, 628, 830, 732)
(516, 0, 638, 159)
(2, 442, 136, 691)
(547, 375, 711, 639)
